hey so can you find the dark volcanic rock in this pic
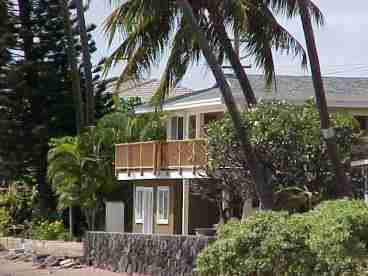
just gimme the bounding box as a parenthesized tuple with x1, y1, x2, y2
(84, 232, 214, 276)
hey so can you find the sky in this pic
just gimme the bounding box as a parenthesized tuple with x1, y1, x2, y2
(86, 1, 368, 90)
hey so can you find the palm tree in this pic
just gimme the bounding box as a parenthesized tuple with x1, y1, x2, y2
(47, 137, 80, 237)
(299, 1, 350, 197)
(103, 0, 324, 208)
(48, 134, 112, 232)
(74, 0, 95, 125)
(59, 0, 85, 133)
(177, 0, 274, 209)
(267, 0, 351, 197)
(104, 0, 309, 106)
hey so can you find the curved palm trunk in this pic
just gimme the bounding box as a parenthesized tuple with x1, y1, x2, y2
(59, 0, 84, 134)
(299, 1, 351, 197)
(207, 8, 257, 107)
(178, 0, 274, 209)
(75, 0, 95, 125)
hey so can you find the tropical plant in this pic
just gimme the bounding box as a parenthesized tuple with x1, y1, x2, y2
(0, 208, 11, 237)
(0, 0, 105, 217)
(104, 0, 314, 104)
(197, 200, 368, 276)
(31, 220, 69, 241)
(74, 0, 95, 125)
(103, 0, 323, 209)
(297, 0, 351, 197)
(48, 98, 166, 232)
(193, 101, 358, 219)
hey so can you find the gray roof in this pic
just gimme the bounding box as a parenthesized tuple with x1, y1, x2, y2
(104, 78, 193, 103)
(149, 74, 368, 111)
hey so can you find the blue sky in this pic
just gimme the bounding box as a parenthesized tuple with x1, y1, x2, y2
(86, 1, 368, 90)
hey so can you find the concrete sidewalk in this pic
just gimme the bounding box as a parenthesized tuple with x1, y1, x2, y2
(0, 259, 147, 276)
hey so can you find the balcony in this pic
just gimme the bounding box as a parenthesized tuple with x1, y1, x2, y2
(115, 139, 208, 180)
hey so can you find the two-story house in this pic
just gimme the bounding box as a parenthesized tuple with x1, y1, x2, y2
(114, 74, 368, 235)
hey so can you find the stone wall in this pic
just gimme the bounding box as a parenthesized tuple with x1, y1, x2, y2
(0, 237, 83, 257)
(84, 232, 214, 276)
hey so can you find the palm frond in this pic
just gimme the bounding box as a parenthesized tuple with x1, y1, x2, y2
(153, 19, 202, 104)
(264, 0, 325, 26)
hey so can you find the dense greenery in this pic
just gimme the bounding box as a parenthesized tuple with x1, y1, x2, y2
(31, 220, 69, 241)
(193, 101, 358, 219)
(197, 200, 368, 276)
(0, 0, 106, 218)
(47, 97, 166, 231)
(0, 208, 10, 237)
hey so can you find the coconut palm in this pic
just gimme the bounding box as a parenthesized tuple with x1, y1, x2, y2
(267, 0, 351, 197)
(177, 0, 275, 208)
(59, 0, 85, 133)
(104, 0, 324, 208)
(74, 0, 95, 125)
(104, 0, 316, 106)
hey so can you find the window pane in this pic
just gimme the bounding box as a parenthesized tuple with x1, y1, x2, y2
(136, 190, 143, 220)
(171, 117, 177, 139)
(189, 115, 196, 139)
(157, 188, 169, 223)
(177, 117, 184, 140)
(163, 190, 168, 219)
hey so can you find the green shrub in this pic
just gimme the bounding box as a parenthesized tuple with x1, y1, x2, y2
(31, 220, 69, 241)
(306, 200, 368, 274)
(0, 208, 11, 237)
(197, 212, 315, 276)
(197, 200, 368, 276)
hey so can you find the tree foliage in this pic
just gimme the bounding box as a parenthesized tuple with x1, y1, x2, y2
(103, 0, 322, 102)
(0, 0, 106, 216)
(197, 200, 368, 276)
(193, 101, 358, 217)
(48, 97, 166, 230)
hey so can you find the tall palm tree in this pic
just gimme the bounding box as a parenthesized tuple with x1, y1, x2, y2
(59, 0, 85, 134)
(267, 0, 351, 197)
(298, 1, 350, 197)
(104, 0, 310, 106)
(177, 0, 274, 209)
(74, 0, 95, 125)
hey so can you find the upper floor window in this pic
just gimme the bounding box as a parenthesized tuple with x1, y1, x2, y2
(171, 116, 184, 140)
(188, 115, 197, 139)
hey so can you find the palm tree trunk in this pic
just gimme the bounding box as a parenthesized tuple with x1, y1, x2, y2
(177, 0, 274, 209)
(75, 0, 95, 126)
(207, 7, 257, 107)
(69, 206, 73, 238)
(299, 1, 351, 198)
(59, 0, 84, 134)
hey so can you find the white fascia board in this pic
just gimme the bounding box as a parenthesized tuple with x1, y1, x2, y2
(162, 98, 222, 111)
(135, 98, 222, 114)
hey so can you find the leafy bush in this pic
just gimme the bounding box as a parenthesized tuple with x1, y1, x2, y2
(306, 200, 368, 274)
(31, 220, 69, 241)
(200, 101, 358, 217)
(197, 200, 368, 276)
(0, 208, 11, 237)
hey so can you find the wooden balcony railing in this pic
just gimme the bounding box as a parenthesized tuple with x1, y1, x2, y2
(115, 139, 207, 177)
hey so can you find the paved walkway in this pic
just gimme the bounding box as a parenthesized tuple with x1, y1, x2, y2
(0, 259, 146, 276)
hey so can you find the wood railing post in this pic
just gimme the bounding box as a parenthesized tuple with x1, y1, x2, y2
(153, 142, 157, 175)
(114, 145, 117, 177)
(126, 145, 130, 177)
(139, 143, 143, 176)
(192, 141, 196, 174)
(178, 142, 182, 175)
